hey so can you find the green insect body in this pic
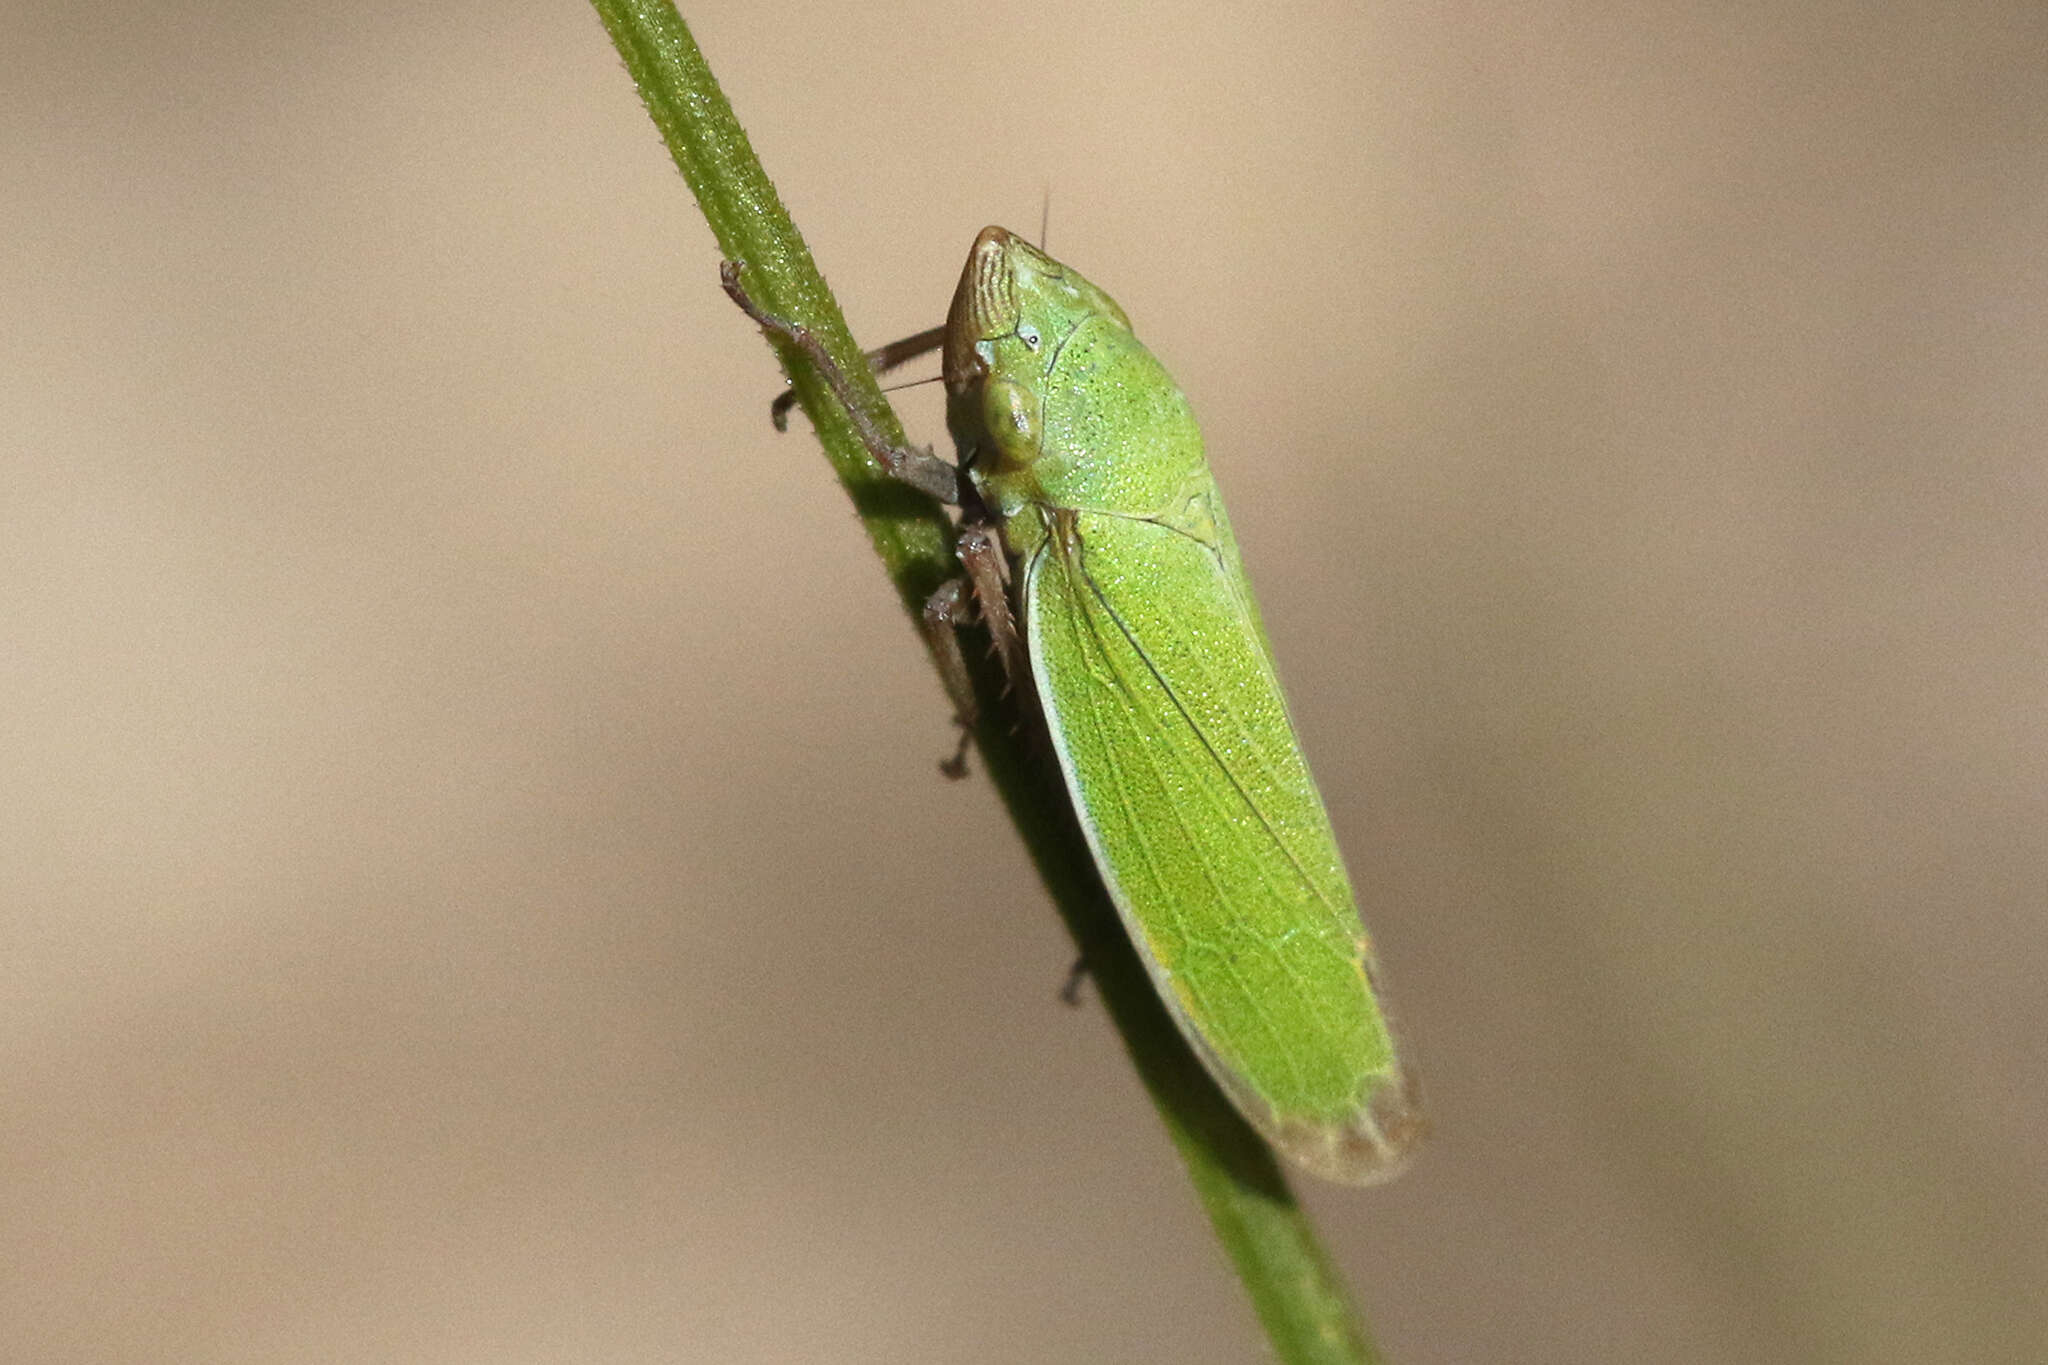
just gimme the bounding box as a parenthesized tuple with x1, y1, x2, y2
(724, 227, 1421, 1184)
(940, 228, 1421, 1184)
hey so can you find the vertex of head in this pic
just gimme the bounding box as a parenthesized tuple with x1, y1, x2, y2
(943, 225, 1018, 390)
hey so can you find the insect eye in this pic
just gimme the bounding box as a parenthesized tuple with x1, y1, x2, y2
(983, 379, 1041, 467)
(1018, 323, 1041, 351)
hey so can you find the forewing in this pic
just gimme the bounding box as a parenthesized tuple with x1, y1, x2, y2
(1025, 509, 1407, 1175)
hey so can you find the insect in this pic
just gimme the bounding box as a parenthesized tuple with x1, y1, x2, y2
(723, 227, 1422, 1184)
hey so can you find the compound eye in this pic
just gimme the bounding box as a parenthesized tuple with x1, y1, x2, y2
(983, 378, 1041, 467)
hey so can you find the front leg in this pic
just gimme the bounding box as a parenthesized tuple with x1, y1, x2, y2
(721, 262, 960, 505)
(952, 521, 1030, 703)
(921, 519, 1028, 778)
(771, 325, 945, 432)
(724, 264, 1029, 776)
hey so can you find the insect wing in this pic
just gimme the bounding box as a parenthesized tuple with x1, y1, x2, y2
(1024, 508, 1416, 1184)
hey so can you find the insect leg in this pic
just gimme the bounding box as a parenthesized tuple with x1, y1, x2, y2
(955, 522, 1025, 695)
(721, 262, 959, 505)
(921, 577, 979, 779)
(770, 325, 944, 432)
(921, 518, 1029, 777)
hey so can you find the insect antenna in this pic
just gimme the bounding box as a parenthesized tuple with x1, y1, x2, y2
(879, 372, 945, 398)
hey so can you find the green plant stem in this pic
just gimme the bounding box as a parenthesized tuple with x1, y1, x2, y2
(588, 5, 1384, 1361)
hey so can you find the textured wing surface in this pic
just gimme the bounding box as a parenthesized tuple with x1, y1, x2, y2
(1026, 510, 1395, 1127)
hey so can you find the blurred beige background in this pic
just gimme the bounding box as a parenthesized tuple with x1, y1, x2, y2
(5, 2, 2044, 1361)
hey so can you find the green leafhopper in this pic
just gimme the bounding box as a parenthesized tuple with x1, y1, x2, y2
(724, 227, 1422, 1185)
